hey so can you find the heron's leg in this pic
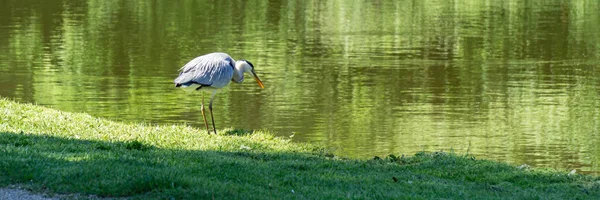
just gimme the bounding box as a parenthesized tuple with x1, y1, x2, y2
(200, 92, 210, 134)
(208, 90, 218, 134)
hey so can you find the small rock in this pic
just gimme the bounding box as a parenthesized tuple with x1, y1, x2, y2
(517, 164, 530, 170)
(240, 145, 252, 150)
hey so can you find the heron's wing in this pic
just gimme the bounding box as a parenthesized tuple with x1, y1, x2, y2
(174, 53, 235, 88)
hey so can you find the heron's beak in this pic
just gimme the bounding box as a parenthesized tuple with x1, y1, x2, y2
(252, 71, 265, 89)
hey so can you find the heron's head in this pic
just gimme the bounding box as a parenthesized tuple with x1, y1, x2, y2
(239, 60, 264, 89)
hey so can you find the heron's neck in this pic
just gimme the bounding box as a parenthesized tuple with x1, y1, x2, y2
(232, 62, 245, 83)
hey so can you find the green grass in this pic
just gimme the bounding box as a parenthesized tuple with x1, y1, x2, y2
(0, 98, 599, 199)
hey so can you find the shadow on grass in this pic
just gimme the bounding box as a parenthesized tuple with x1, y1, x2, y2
(0, 131, 335, 199)
(0, 131, 597, 199)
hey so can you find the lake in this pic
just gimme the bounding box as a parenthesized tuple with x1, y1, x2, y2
(1, 0, 599, 174)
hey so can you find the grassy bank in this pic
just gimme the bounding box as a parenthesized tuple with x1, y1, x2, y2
(0, 98, 599, 199)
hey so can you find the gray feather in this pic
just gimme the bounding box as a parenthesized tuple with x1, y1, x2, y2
(174, 52, 235, 88)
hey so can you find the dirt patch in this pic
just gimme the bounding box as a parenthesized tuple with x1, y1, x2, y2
(0, 188, 57, 200)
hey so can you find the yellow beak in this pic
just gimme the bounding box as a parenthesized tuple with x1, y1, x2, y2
(252, 72, 264, 89)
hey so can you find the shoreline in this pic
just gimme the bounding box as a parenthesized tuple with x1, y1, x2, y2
(1, 98, 598, 199)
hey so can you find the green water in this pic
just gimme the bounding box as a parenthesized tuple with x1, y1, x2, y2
(1, 0, 599, 173)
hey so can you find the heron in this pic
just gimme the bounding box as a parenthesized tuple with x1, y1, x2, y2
(174, 52, 264, 134)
